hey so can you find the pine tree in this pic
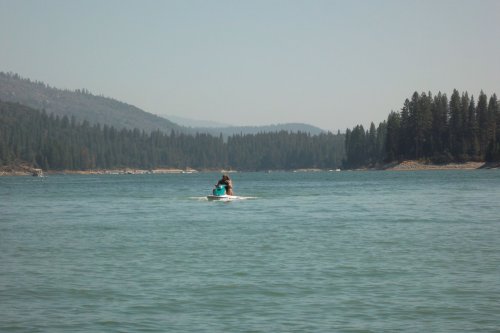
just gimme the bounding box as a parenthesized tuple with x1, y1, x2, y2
(465, 96, 479, 160)
(399, 99, 411, 159)
(477, 91, 489, 158)
(385, 111, 401, 162)
(486, 94, 499, 161)
(376, 121, 387, 162)
(449, 90, 466, 160)
(367, 122, 377, 165)
(430, 92, 449, 160)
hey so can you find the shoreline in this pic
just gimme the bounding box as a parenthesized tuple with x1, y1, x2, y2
(383, 160, 499, 171)
(0, 167, 201, 177)
(1, 161, 499, 177)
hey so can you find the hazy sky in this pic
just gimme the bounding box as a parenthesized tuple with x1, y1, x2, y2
(1, 0, 499, 131)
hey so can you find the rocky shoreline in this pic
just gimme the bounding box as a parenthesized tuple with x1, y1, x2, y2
(384, 160, 495, 171)
(1, 161, 499, 176)
(0, 166, 201, 176)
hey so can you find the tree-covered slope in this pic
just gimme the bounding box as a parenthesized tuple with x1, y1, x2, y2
(343, 90, 500, 168)
(0, 72, 182, 133)
(0, 100, 345, 171)
(1, 72, 330, 137)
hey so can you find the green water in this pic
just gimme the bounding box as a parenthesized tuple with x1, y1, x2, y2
(1, 171, 499, 332)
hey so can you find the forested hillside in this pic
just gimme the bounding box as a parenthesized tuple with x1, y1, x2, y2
(3, 74, 497, 172)
(0, 101, 344, 171)
(344, 90, 500, 168)
(0, 72, 182, 134)
(0, 72, 329, 138)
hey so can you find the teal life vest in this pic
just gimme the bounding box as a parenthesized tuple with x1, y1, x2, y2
(213, 184, 226, 196)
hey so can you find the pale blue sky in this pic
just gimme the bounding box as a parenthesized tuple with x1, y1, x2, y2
(1, 0, 499, 130)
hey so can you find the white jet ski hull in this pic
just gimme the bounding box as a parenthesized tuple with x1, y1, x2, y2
(206, 195, 240, 201)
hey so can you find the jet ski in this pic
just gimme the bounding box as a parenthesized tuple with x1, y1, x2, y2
(207, 184, 239, 201)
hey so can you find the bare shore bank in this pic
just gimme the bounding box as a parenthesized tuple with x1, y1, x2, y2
(1, 161, 499, 176)
(0, 167, 201, 177)
(384, 160, 499, 171)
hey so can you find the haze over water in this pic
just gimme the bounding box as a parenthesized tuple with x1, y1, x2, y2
(1, 171, 499, 332)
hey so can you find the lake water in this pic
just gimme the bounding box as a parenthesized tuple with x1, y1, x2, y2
(1, 170, 499, 332)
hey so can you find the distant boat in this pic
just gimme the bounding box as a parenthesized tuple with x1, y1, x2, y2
(32, 169, 44, 177)
(181, 169, 198, 174)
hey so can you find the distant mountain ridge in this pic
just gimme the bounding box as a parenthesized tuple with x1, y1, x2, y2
(0, 72, 182, 133)
(167, 115, 325, 135)
(194, 123, 326, 137)
(166, 115, 232, 128)
(0, 71, 327, 136)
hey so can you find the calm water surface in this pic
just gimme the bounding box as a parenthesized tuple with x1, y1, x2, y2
(1, 171, 499, 332)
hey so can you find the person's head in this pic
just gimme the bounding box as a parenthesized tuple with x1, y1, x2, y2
(222, 174, 229, 181)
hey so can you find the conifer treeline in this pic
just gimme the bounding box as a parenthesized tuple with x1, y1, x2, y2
(0, 101, 345, 171)
(344, 90, 500, 168)
(3, 89, 498, 172)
